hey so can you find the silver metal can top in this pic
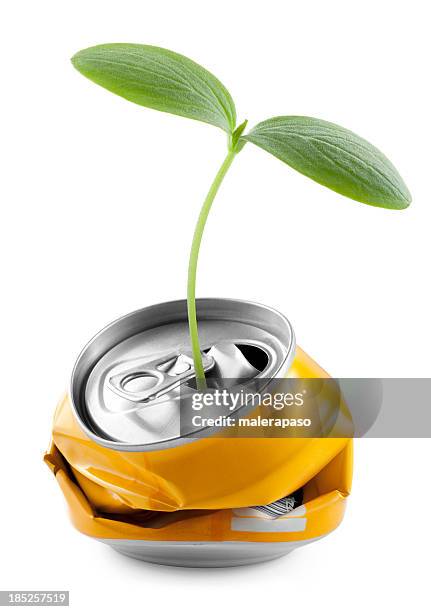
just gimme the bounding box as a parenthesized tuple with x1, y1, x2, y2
(70, 298, 295, 451)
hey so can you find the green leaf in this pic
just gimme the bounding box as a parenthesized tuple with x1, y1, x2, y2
(230, 119, 248, 152)
(242, 116, 411, 209)
(71, 44, 236, 133)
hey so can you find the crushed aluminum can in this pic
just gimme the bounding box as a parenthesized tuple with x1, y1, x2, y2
(46, 298, 353, 567)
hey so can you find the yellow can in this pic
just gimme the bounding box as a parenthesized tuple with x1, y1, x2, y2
(45, 299, 352, 566)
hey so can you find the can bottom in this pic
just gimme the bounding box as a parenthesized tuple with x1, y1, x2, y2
(98, 538, 320, 568)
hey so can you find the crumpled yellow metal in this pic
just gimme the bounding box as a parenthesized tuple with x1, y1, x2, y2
(45, 346, 353, 542)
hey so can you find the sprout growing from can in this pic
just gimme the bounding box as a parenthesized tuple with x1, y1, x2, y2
(71, 44, 411, 388)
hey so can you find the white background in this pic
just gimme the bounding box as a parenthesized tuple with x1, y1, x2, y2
(1, 0, 430, 610)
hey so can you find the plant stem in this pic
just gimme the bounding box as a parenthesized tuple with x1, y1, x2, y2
(187, 148, 237, 388)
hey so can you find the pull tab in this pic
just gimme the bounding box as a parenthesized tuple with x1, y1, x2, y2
(107, 352, 214, 403)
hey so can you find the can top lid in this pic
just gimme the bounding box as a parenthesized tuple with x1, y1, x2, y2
(71, 298, 295, 451)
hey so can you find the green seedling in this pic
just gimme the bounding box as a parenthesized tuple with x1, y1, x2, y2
(72, 44, 411, 387)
